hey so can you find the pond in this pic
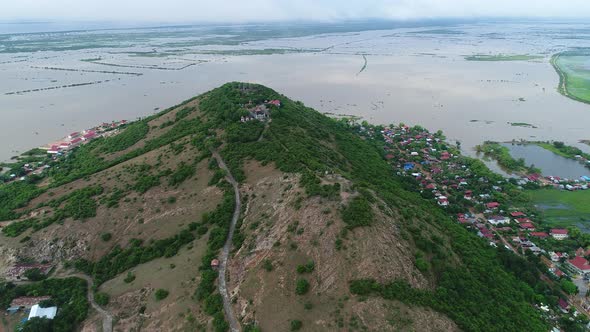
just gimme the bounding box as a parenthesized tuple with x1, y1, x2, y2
(503, 143, 590, 179)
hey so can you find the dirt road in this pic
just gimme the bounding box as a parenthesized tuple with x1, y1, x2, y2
(212, 150, 241, 332)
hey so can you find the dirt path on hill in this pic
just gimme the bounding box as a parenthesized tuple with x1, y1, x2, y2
(212, 150, 241, 332)
(257, 119, 271, 142)
(70, 273, 113, 332)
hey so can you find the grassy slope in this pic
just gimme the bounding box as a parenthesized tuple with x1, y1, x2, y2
(1, 83, 552, 331)
(529, 189, 590, 226)
(199, 83, 548, 331)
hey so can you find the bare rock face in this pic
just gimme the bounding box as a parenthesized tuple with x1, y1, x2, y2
(18, 232, 90, 262)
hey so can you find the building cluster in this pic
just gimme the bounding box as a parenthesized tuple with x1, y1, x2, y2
(5, 263, 53, 281)
(6, 295, 58, 322)
(356, 123, 590, 321)
(42, 120, 128, 156)
(240, 100, 281, 122)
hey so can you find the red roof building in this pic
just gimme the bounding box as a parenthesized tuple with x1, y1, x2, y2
(211, 259, 220, 269)
(510, 211, 526, 217)
(267, 100, 281, 107)
(530, 232, 548, 238)
(559, 298, 570, 312)
(486, 202, 500, 209)
(519, 223, 535, 230)
(568, 256, 590, 274)
(10, 296, 51, 309)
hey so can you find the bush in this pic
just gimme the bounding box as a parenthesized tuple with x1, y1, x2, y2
(262, 259, 273, 272)
(24, 268, 47, 281)
(341, 196, 374, 228)
(295, 279, 310, 295)
(123, 272, 135, 284)
(290, 320, 303, 331)
(296, 260, 315, 274)
(203, 293, 224, 315)
(155, 289, 169, 301)
(101, 233, 112, 242)
(168, 162, 196, 187)
(95, 292, 110, 306)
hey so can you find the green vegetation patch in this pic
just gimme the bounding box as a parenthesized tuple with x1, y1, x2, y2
(100, 121, 149, 153)
(73, 227, 196, 286)
(0, 278, 89, 332)
(535, 141, 590, 160)
(552, 51, 590, 104)
(476, 141, 540, 174)
(529, 189, 590, 227)
(341, 196, 374, 228)
(0, 182, 45, 221)
(465, 54, 542, 61)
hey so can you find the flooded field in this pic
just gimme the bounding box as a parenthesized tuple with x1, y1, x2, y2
(503, 143, 590, 179)
(2, 21, 590, 161)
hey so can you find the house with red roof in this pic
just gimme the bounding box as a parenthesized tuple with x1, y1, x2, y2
(558, 298, 570, 313)
(47, 145, 60, 154)
(463, 190, 472, 200)
(82, 131, 97, 141)
(478, 227, 493, 239)
(550, 229, 569, 240)
(554, 269, 565, 278)
(515, 217, 529, 223)
(510, 211, 525, 218)
(440, 151, 451, 160)
(519, 222, 535, 230)
(529, 232, 548, 239)
(486, 202, 500, 209)
(550, 251, 567, 262)
(267, 100, 281, 107)
(437, 196, 449, 206)
(567, 256, 590, 275)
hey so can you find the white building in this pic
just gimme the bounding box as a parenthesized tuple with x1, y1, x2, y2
(550, 229, 569, 240)
(28, 304, 57, 320)
(487, 216, 510, 225)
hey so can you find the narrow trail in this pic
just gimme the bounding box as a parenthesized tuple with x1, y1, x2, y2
(257, 118, 271, 142)
(212, 150, 241, 332)
(65, 273, 113, 332)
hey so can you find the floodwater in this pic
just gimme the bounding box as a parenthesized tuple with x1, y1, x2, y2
(503, 143, 590, 179)
(2, 21, 590, 163)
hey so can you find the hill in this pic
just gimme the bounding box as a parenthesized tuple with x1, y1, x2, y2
(0, 83, 553, 331)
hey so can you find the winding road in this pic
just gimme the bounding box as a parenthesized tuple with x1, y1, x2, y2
(69, 274, 113, 332)
(212, 150, 242, 332)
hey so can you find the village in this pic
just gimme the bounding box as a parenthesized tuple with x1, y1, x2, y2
(0, 120, 128, 184)
(2, 263, 58, 323)
(356, 122, 590, 328)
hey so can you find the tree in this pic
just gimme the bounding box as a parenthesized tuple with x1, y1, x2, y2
(560, 279, 578, 295)
(290, 320, 303, 331)
(21, 317, 53, 332)
(295, 279, 310, 295)
(24, 268, 47, 281)
(95, 292, 110, 306)
(155, 289, 169, 301)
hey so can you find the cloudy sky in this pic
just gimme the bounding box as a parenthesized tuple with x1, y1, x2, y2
(3, 0, 590, 22)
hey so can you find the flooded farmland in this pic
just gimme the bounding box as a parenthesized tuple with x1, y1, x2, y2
(503, 143, 590, 179)
(2, 20, 590, 162)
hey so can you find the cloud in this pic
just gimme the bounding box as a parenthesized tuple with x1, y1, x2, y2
(2, 0, 590, 22)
